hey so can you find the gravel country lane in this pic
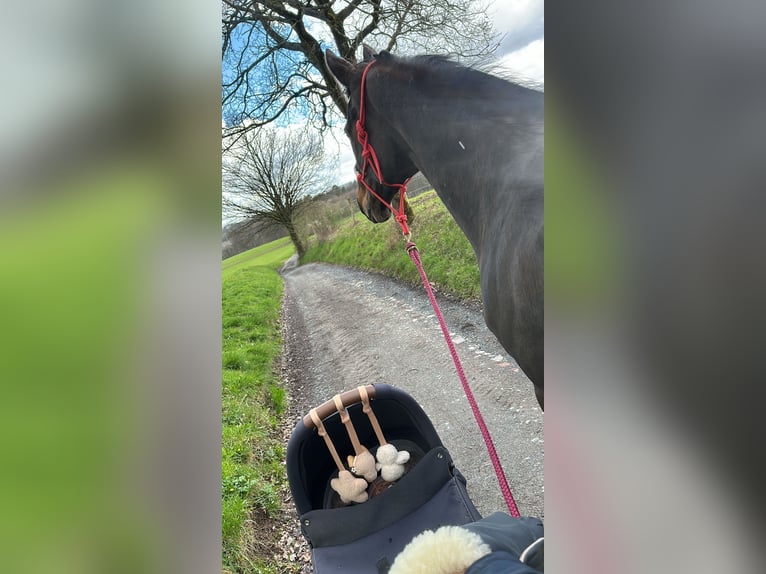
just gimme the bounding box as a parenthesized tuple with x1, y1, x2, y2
(276, 262, 543, 571)
(281, 262, 543, 517)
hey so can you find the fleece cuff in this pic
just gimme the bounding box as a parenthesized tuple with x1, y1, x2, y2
(389, 525, 492, 574)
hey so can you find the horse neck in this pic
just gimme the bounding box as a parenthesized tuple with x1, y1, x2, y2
(368, 66, 542, 253)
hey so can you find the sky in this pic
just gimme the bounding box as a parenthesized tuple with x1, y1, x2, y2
(492, 0, 544, 56)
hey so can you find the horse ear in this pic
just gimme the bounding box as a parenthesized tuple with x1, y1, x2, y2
(325, 50, 354, 86)
(362, 44, 377, 61)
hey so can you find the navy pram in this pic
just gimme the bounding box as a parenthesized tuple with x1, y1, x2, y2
(286, 383, 482, 573)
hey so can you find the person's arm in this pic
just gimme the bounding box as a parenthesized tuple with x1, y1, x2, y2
(388, 513, 544, 574)
(465, 550, 542, 574)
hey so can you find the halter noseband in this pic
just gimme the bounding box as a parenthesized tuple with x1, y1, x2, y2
(355, 59, 412, 237)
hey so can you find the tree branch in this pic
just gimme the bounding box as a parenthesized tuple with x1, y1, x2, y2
(222, 0, 501, 131)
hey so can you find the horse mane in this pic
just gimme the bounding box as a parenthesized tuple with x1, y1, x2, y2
(388, 54, 540, 99)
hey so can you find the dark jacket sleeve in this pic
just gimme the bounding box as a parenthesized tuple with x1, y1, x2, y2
(465, 551, 542, 574)
(462, 512, 544, 573)
(461, 513, 543, 556)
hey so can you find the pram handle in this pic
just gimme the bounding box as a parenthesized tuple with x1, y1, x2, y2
(302, 384, 377, 428)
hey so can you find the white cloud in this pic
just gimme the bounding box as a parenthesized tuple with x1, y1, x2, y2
(322, 125, 357, 188)
(489, 0, 544, 55)
(497, 38, 544, 86)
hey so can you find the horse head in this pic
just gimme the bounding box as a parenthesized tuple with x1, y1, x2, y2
(326, 47, 418, 224)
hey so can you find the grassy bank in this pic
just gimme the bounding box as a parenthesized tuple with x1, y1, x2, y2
(222, 243, 295, 573)
(302, 191, 482, 302)
(223, 236, 295, 279)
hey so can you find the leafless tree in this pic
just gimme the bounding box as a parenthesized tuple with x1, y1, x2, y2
(222, 0, 499, 141)
(222, 126, 327, 257)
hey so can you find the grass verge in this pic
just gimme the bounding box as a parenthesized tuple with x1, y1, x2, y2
(222, 264, 293, 573)
(302, 191, 482, 301)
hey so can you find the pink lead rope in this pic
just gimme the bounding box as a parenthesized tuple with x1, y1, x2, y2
(356, 58, 520, 517)
(406, 242, 520, 518)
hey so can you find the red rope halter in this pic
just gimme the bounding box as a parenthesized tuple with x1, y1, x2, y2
(355, 60, 412, 237)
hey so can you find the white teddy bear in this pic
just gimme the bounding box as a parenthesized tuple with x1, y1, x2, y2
(375, 444, 411, 482)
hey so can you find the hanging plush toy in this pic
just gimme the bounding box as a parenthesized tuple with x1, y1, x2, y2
(330, 469, 369, 504)
(358, 386, 411, 483)
(334, 395, 378, 482)
(375, 443, 411, 482)
(309, 408, 369, 505)
(347, 452, 378, 482)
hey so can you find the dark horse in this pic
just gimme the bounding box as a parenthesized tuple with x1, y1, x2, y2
(326, 47, 544, 409)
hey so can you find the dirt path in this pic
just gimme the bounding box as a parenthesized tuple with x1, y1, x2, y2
(281, 263, 543, 520)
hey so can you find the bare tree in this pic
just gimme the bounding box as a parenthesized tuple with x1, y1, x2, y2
(222, 126, 327, 258)
(222, 0, 499, 139)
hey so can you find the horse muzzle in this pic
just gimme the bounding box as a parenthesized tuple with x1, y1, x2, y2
(357, 184, 392, 223)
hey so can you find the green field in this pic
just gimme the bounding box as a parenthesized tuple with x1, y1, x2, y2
(222, 236, 295, 279)
(222, 240, 297, 573)
(302, 190, 482, 301)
